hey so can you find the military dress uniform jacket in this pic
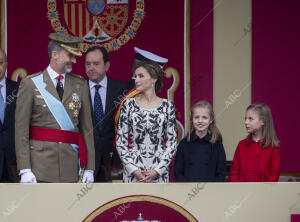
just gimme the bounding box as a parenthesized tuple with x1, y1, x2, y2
(15, 70, 95, 182)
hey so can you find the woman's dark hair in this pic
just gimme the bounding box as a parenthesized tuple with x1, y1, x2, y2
(133, 61, 163, 93)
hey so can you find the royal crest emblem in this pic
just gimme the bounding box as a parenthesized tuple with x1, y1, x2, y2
(120, 213, 161, 222)
(87, 0, 106, 16)
(83, 195, 198, 222)
(47, 0, 145, 52)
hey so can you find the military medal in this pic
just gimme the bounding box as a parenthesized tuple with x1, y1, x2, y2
(68, 93, 81, 117)
(73, 109, 79, 118)
(68, 102, 75, 110)
(72, 93, 79, 102)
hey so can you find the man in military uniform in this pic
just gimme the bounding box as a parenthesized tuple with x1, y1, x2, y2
(15, 33, 95, 183)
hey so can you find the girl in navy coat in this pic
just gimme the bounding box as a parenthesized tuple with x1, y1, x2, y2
(174, 100, 226, 182)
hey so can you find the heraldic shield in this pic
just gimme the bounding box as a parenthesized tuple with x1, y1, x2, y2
(87, 0, 106, 15)
(63, 0, 129, 42)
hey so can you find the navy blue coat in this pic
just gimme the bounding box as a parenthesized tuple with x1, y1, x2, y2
(174, 133, 226, 182)
(0, 79, 19, 182)
(89, 78, 129, 176)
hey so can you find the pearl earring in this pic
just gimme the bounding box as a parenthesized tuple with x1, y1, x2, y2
(152, 83, 154, 87)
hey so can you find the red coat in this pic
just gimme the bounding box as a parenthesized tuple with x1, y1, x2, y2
(230, 137, 280, 182)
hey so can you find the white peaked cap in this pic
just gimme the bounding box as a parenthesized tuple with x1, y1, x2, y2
(134, 47, 168, 66)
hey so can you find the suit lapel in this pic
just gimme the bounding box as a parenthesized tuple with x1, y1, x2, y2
(43, 70, 61, 101)
(4, 80, 13, 118)
(87, 81, 94, 114)
(105, 78, 113, 116)
(3, 79, 16, 126)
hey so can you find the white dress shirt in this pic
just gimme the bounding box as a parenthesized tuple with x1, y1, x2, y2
(0, 77, 6, 122)
(0, 77, 6, 103)
(47, 65, 65, 88)
(89, 76, 107, 113)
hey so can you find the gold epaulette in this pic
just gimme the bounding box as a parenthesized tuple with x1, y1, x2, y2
(26, 72, 42, 79)
(68, 73, 85, 80)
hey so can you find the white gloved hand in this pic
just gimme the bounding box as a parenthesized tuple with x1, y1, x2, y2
(20, 169, 37, 183)
(82, 170, 94, 183)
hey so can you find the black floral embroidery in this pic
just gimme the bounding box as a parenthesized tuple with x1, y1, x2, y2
(116, 98, 177, 183)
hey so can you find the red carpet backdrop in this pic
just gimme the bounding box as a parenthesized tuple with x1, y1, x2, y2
(190, 0, 213, 106)
(252, 0, 300, 172)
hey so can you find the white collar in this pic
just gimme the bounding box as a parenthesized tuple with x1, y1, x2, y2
(0, 77, 6, 87)
(89, 76, 107, 90)
(47, 65, 66, 80)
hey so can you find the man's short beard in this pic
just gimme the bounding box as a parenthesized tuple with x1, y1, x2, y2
(65, 66, 72, 73)
(57, 56, 72, 73)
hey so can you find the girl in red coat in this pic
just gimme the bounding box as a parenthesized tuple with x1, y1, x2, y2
(230, 103, 280, 182)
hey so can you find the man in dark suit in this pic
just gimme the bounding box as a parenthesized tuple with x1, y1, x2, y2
(85, 46, 128, 182)
(0, 49, 19, 182)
